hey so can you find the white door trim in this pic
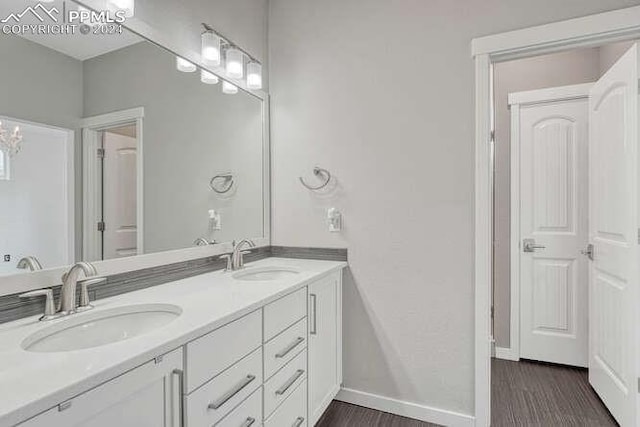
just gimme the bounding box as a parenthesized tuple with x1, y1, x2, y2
(82, 107, 144, 261)
(472, 7, 640, 427)
(505, 83, 592, 362)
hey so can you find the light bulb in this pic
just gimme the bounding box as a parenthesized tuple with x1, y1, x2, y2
(176, 57, 196, 73)
(108, 0, 134, 17)
(225, 48, 244, 79)
(201, 69, 219, 85)
(222, 81, 238, 94)
(201, 31, 221, 67)
(246, 61, 262, 90)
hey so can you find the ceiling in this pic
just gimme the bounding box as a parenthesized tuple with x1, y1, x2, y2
(0, 0, 142, 61)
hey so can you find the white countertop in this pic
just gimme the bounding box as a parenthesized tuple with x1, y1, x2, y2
(0, 257, 347, 427)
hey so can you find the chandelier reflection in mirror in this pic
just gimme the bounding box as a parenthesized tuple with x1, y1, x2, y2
(0, 121, 23, 157)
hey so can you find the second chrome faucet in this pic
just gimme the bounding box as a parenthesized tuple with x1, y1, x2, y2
(219, 239, 256, 271)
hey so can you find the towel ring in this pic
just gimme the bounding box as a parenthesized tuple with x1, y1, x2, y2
(210, 173, 234, 194)
(299, 167, 331, 191)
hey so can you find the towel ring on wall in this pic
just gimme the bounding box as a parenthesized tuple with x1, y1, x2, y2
(299, 167, 332, 191)
(210, 173, 235, 194)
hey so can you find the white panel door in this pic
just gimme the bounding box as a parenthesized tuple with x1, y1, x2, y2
(102, 131, 137, 259)
(588, 44, 638, 427)
(519, 97, 589, 367)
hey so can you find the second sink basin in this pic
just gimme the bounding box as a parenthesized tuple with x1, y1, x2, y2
(233, 266, 301, 281)
(22, 304, 182, 353)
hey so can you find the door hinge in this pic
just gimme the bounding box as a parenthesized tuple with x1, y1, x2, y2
(97, 221, 105, 232)
(97, 148, 105, 159)
(489, 130, 495, 143)
(637, 228, 640, 245)
(490, 305, 495, 319)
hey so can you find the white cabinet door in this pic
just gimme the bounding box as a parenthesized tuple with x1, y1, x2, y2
(308, 271, 342, 426)
(19, 349, 183, 427)
(517, 96, 589, 367)
(588, 43, 639, 427)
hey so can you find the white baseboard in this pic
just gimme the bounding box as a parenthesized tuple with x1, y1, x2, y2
(494, 346, 519, 361)
(335, 387, 475, 427)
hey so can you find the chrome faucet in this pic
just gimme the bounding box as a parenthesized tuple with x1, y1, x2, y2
(194, 237, 214, 246)
(219, 239, 256, 271)
(19, 261, 105, 321)
(59, 262, 100, 314)
(17, 256, 43, 271)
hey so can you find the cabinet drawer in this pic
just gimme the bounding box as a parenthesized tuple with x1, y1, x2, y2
(186, 310, 262, 392)
(186, 347, 263, 427)
(264, 349, 307, 418)
(264, 318, 307, 380)
(216, 386, 262, 427)
(264, 288, 307, 342)
(265, 379, 307, 427)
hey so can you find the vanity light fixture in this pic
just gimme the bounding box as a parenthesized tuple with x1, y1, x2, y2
(201, 69, 219, 85)
(201, 22, 263, 91)
(0, 122, 23, 158)
(222, 81, 238, 94)
(201, 30, 221, 67)
(225, 47, 244, 79)
(246, 61, 262, 90)
(108, 0, 135, 18)
(176, 57, 196, 73)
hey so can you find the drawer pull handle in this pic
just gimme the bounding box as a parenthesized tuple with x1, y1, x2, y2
(241, 417, 256, 427)
(208, 374, 256, 410)
(293, 417, 305, 427)
(276, 337, 305, 359)
(172, 369, 185, 427)
(276, 369, 305, 396)
(310, 294, 317, 335)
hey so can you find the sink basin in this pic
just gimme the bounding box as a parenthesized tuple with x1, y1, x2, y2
(233, 266, 301, 281)
(22, 304, 182, 353)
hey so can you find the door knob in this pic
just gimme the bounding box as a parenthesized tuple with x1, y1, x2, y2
(580, 244, 594, 261)
(523, 238, 545, 253)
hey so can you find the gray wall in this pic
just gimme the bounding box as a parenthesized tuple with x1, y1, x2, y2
(492, 49, 601, 348)
(268, 0, 640, 417)
(0, 36, 83, 130)
(83, 42, 264, 252)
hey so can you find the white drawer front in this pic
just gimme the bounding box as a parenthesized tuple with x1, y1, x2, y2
(186, 347, 263, 427)
(264, 379, 307, 427)
(264, 288, 307, 342)
(216, 386, 262, 427)
(263, 349, 307, 418)
(264, 318, 307, 380)
(186, 310, 262, 392)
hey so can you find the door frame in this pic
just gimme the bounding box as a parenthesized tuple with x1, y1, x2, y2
(500, 83, 593, 362)
(81, 107, 144, 261)
(472, 7, 640, 426)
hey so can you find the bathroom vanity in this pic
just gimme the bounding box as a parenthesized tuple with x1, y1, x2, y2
(0, 258, 345, 427)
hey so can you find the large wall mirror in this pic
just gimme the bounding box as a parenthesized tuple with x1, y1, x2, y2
(0, 0, 267, 279)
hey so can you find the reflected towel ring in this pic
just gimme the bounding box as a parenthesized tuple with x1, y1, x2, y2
(299, 167, 331, 191)
(210, 173, 234, 194)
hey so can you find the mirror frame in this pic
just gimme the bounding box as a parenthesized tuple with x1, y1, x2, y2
(0, 3, 271, 296)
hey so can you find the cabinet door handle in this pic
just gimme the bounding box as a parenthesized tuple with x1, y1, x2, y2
(310, 294, 317, 335)
(276, 369, 305, 396)
(241, 417, 256, 427)
(172, 369, 184, 427)
(293, 417, 305, 427)
(208, 374, 256, 410)
(276, 337, 305, 358)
